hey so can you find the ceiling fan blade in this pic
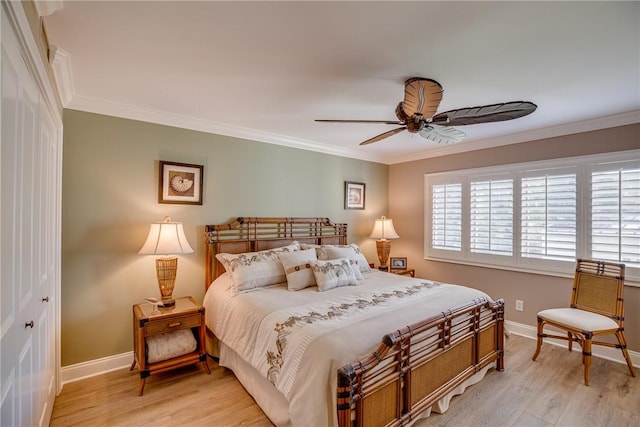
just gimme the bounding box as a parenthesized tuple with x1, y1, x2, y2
(315, 119, 404, 125)
(359, 127, 407, 145)
(419, 124, 466, 145)
(431, 101, 537, 126)
(402, 78, 443, 118)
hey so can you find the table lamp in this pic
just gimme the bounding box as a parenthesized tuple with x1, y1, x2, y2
(138, 216, 193, 307)
(369, 216, 399, 271)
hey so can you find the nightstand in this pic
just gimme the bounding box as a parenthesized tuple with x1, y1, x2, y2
(390, 268, 415, 277)
(131, 296, 210, 395)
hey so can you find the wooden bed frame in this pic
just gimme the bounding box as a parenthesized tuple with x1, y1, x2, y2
(205, 217, 505, 427)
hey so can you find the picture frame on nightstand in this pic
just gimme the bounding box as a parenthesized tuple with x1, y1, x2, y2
(390, 257, 407, 269)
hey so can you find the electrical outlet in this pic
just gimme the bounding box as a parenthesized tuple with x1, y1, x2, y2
(515, 300, 524, 312)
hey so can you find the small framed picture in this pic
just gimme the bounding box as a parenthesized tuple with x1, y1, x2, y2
(390, 257, 407, 270)
(344, 181, 366, 210)
(158, 161, 203, 205)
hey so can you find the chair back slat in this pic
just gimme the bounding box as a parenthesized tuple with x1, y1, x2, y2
(571, 259, 625, 322)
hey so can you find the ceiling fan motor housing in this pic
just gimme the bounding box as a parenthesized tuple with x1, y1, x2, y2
(396, 102, 425, 133)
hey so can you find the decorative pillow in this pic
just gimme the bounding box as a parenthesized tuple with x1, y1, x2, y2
(311, 258, 359, 292)
(216, 242, 300, 271)
(304, 243, 371, 273)
(277, 248, 318, 291)
(146, 329, 197, 364)
(299, 243, 319, 249)
(215, 242, 300, 292)
(347, 244, 372, 272)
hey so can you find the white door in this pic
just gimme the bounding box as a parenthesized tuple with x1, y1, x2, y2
(1, 6, 61, 427)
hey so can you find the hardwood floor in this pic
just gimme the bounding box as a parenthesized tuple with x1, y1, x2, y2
(416, 335, 639, 427)
(50, 361, 272, 426)
(50, 335, 639, 427)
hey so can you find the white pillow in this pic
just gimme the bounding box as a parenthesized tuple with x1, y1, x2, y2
(146, 329, 197, 363)
(215, 242, 300, 292)
(278, 248, 318, 291)
(216, 242, 300, 271)
(307, 243, 371, 273)
(300, 243, 320, 252)
(311, 258, 359, 292)
(347, 244, 372, 272)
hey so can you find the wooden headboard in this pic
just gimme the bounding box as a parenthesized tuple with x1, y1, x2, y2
(204, 217, 347, 288)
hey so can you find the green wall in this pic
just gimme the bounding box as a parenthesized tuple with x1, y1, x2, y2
(61, 109, 388, 366)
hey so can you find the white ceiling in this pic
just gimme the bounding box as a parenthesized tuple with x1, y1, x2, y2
(43, 1, 640, 164)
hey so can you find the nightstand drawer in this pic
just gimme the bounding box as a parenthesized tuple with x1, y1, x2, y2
(144, 313, 201, 336)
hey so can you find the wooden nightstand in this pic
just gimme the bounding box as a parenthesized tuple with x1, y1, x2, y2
(390, 268, 415, 277)
(130, 296, 210, 395)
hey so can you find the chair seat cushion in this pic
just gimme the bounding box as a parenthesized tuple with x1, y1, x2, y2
(538, 308, 619, 332)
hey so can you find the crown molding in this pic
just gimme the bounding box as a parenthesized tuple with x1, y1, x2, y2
(3, 0, 62, 120)
(34, 0, 63, 17)
(64, 93, 639, 166)
(49, 46, 74, 106)
(66, 95, 385, 164)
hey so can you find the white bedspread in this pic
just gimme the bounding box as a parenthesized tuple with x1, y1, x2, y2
(204, 270, 490, 427)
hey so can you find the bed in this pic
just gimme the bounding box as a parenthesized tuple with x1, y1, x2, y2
(204, 217, 504, 427)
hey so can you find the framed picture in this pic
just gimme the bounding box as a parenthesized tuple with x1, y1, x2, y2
(344, 181, 366, 210)
(158, 161, 203, 205)
(390, 257, 407, 270)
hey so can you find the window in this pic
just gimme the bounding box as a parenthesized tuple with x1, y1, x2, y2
(590, 165, 640, 266)
(431, 183, 462, 251)
(425, 151, 639, 284)
(470, 179, 513, 256)
(521, 173, 576, 261)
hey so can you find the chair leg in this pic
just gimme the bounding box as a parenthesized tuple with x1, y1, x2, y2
(583, 334, 592, 386)
(532, 317, 544, 361)
(615, 330, 637, 378)
(567, 331, 573, 352)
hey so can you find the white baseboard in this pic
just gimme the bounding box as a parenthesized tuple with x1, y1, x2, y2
(61, 351, 133, 386)
(505, 320, 640, 368)
(59, 321, 639, 388)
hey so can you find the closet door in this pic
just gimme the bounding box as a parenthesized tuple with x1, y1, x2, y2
(1, 7, 61, 427)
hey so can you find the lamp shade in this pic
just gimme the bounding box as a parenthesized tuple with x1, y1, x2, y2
(138, 217, 194, 255)
(369, 216, 399, 240)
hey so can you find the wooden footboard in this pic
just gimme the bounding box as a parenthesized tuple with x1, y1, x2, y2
(337, 297, 505, 427)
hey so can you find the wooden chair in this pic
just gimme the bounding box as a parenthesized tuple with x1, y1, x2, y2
(532, 259, 636, 385)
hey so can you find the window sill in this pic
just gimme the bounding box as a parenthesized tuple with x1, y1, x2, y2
(424, 256, 640, 287)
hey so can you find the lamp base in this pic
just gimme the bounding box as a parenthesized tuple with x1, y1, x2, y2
(156, 257, 178, 307)
(160, 298, 175, 307)
(375, 239, 392, 271)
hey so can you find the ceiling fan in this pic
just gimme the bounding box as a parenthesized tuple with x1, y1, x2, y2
(316, 78, 537, 145)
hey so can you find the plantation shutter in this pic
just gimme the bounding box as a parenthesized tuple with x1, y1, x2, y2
(521, 173, 577, 261)
(470, 179, 513, 255)
(432, 183, 462, 251)
(591, 166, 640, 267)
